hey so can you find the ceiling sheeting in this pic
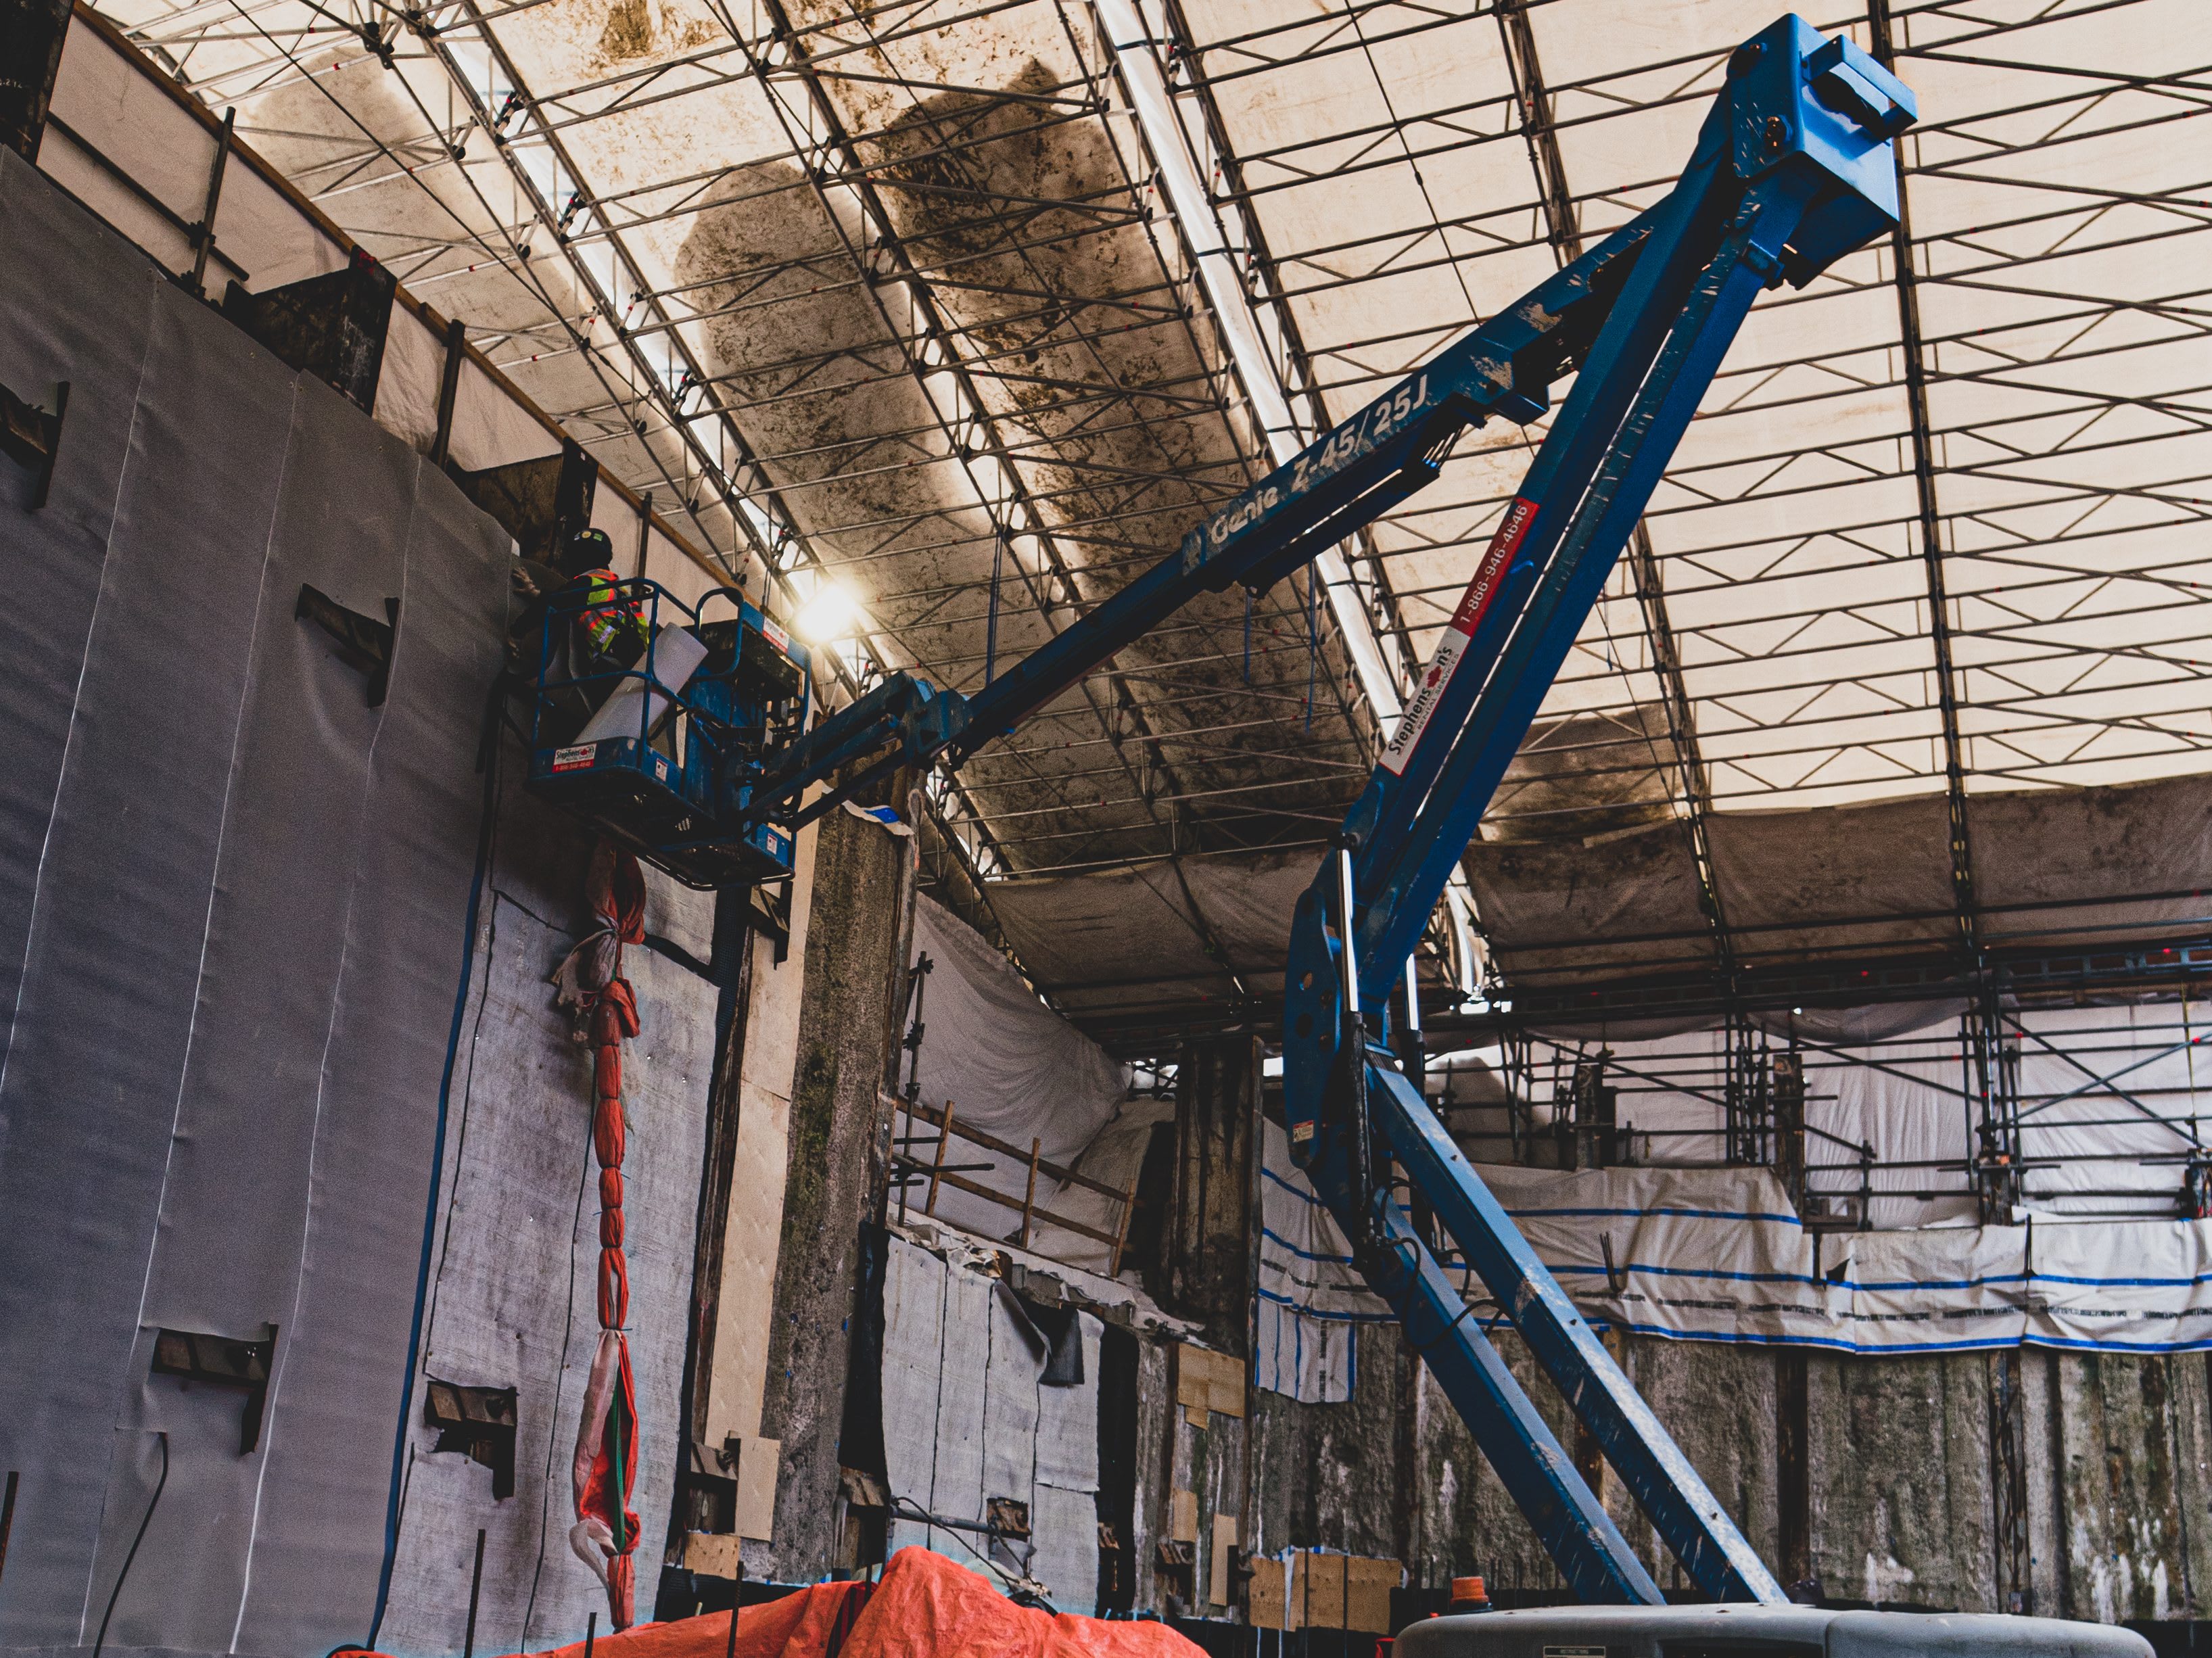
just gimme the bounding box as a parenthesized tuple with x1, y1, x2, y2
(1467, 770, 2212, 994)
(99, 0, 2212, 1006)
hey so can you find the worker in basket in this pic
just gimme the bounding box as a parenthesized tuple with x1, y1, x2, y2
(565, 528, 647, 662)
(513, 527, 653, 738)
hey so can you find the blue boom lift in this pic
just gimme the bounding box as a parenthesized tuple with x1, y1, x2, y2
(527, 14, 1915, 1606)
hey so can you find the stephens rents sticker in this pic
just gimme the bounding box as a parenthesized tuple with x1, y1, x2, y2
(1378, 496, 1538, 776)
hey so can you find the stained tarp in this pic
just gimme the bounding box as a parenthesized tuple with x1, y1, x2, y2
(983, 853, 1313, 1035)
(1705, 793, 1958, 966)
(1463, 820, 1713, 986)
(1971, 775, 2212, 952)
(1465, 774, 2212, 990)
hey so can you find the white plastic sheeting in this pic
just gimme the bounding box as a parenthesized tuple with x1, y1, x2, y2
(894, 895, 1128, 1243)
(1517, 999, 2209, 1227)
(1255, 1122, 1380, 1404)
(1021, 1098, 1174, 1278)
(1252, 1158, 2212, 1360)
(878, 1233, 1103, 1612)
(1477, 1165, 2212, 1356)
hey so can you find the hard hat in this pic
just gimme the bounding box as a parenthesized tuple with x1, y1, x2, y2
(561, 525, 615, 577)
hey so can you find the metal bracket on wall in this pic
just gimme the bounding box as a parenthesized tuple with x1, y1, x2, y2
(220, 249, 397, 412)
(150, 1327, 275, 1454)
(447, 437, 599, 569)
(749, 880, 791, 964)
(0, 0, 72, 163)
(297, 584, 399, 706)
(184, 108, 234, 298)
(423, 1380, 519, 1500)
(1, 378, 66, 508)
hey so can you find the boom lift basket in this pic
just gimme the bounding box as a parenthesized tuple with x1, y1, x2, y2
(523, 575, 812, 889)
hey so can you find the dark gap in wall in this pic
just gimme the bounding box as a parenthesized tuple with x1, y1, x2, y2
(839, 1221, 891, 1482)
(1096, 1322, 1142, 1615)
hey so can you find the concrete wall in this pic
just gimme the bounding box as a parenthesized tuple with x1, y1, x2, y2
(1245, 1324, 2212, 1626)
(752, 806, 914, 1580)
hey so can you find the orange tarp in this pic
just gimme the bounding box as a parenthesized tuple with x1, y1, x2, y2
(506, 1546, 1202, 1658)
(844, 1544, 1202, 1658)
(347, 1538, 1212, 1658)
(529, 1576, 866, 1658)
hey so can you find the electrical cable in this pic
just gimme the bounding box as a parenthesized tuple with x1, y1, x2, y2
(93, 1431, 168, 1658)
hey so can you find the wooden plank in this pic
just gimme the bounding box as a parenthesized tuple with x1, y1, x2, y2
(904, 1166, 1123, 1250)
(1248, 1554, 1288, 1630)
(1281, 1551, 1398, 1633)
(1300, 1550, 1345, 1629)
(1209, 1515, 1238, 1607)
(1107, 1164, 1140, 1278)
(1175, 1344, 1211, 1412)
(924, 1101, 956, 1216)
(1344, 1555, 1400, 1633)
(893, 1094, 1128, 1202)
(1017, 1137, 1040, 1248)
(1168, 1488, 1199, 1544)
(1174, 1343, 1246, 1421)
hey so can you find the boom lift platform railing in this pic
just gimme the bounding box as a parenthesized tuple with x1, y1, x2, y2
(524, 578, 814, 887)
(525, 12, 1915, 1610)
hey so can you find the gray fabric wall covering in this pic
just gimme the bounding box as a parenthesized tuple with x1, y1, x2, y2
(878, 1235, 1103, 1613)
(1463, 820, 1714, 985)
(372, 848, 711, 1658)
(1705, 792, 1957, 964)
(0, 148, 699, 1658)
(1972, 775, 2212, 950)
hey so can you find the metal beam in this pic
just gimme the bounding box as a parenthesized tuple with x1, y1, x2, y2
(1106, 0, 1507, 997)
(1872, 0, 1978, 954)
(739, 0, 1284, 918)
(1495, 0, 1736, 983)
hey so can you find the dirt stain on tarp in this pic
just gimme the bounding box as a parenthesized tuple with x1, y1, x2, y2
(669, 49, 1367, 859)
(592, 0, 715, 68)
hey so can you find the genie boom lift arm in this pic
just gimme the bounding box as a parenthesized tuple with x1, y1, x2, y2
(540, 13, 1914, 1607)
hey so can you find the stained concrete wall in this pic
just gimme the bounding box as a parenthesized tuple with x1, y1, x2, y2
(1247, 1325, 2212, 1626)
(751, 806, 914, 1580)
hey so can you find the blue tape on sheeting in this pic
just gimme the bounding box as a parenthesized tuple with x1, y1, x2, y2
(1255, 1287, 1397, 1323)
(1504, 1204, 1804, 1226)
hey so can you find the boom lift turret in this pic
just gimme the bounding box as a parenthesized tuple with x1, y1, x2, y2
(527, 14, 1916, 1607)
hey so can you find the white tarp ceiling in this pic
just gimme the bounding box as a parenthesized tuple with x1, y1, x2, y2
(89, 0, 2212, 985)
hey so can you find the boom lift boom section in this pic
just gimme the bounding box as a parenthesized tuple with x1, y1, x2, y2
(527, 11, 1914, 1611)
